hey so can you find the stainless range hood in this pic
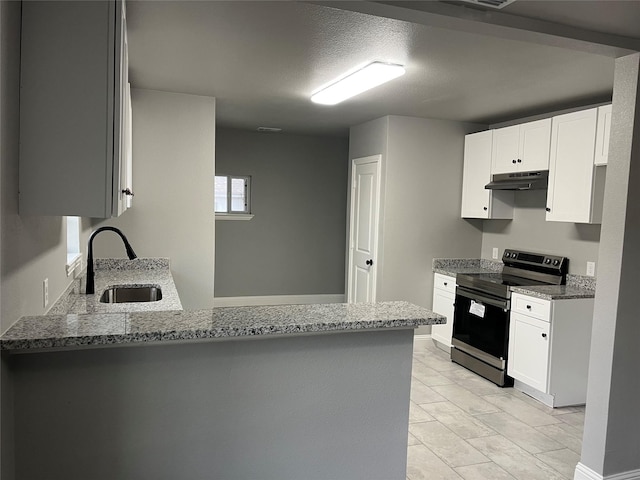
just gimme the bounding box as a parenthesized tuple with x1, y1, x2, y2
(485, 171, 548, 191)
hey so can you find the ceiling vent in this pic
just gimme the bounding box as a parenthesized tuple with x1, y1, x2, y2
(459, 0, 517, 9)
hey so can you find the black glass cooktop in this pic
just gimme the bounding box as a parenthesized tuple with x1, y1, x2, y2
(456, 272, 550, 299)
(463, 272, 549, 288)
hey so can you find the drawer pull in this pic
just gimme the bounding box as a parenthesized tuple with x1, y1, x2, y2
(444, 282, 448, 286)
(541, 333, 547, 338)
(526, 305, 532, 310)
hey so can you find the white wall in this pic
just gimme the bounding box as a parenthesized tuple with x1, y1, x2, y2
(93, 89, 216, 309)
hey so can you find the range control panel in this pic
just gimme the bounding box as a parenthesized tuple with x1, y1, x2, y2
(503, 249, 568, 271)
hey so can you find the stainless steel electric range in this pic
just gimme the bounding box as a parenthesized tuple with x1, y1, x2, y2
(451, 249, 568, 387)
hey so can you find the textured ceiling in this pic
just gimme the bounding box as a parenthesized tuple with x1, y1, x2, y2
(126, 1, 635, 136)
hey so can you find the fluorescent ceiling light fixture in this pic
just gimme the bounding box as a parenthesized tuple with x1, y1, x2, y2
(311, 62, 406, 105)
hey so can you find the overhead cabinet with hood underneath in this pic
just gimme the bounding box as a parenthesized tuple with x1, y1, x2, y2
(491, 119, 551, 174)
(461, 105, 610, 224)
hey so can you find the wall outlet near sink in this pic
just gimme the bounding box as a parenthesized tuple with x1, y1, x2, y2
(43, 278, 49, 308)
(492, 248, 499, 260)
(586, 261, 596, 277)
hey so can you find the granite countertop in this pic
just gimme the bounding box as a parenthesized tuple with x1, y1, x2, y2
(0, 301, 444, 352)
(50, 258, 182, 314)
(432, 258, 596, 300)
(432, 258, 502, 277)
(510, 285, 595, 300)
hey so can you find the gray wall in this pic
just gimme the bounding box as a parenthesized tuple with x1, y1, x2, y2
(94, 89, 216, 309)
(382, 116, 484, 304)
(480, 190, 601, 275)
(214, 128, 348, 297)
(580, 53, 640, 478)
(0, 0, 82, 334)
(349, 116, 484, 334)
(8, 330, 414, 480)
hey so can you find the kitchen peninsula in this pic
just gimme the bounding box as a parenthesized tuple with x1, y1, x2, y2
(1, 267, 442, 480)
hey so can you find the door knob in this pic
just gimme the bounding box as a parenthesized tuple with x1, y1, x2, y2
(366, 259, 373, 266)
(541, 333, 547, 338)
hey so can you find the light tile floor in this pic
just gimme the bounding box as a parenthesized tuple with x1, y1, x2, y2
(407, 340, 585, 480)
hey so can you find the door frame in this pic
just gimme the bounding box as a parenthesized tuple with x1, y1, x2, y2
(347, 154, 382, 303)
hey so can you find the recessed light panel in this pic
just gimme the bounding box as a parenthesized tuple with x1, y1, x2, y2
(311, 62, 406, 106)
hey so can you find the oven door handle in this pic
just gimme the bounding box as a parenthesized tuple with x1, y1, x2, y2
(456, 286, 509, 310)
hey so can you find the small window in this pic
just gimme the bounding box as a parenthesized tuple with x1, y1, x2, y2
(215, 175, 252, 217)
(66, 216, 82, 275)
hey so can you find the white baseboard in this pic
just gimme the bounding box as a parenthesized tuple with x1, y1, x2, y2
(575, 463, 640, 480)
(213, 294, 345, 307)
(413, 334, 431, 352)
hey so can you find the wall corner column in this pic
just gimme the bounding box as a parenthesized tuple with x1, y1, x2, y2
(576, 52, 640, 480)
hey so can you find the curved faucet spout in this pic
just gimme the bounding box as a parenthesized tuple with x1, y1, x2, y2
(85, 226, 138, 294)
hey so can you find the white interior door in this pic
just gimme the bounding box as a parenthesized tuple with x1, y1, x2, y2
(348, 155, 381, 303)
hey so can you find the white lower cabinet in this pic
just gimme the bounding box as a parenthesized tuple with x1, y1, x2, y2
(508, 312, 550, 393)
(431, 273, 456, 348)
(508, 292, 594, 407)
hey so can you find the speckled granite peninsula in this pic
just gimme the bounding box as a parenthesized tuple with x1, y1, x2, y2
(2, 261, 442, 480)
(1, 301, 443, 351)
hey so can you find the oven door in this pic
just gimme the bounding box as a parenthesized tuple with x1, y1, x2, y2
(452, 286, 510, 368)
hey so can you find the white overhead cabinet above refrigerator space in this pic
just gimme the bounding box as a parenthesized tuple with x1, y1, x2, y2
(545, 107, 608, 224)
(19, 1, 133, 218)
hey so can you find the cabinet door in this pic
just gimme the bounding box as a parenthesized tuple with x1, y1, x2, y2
(113, 1, 131, 216)
(594, 105, 612, 166)
(431, 287, 456, 348)
(519, 118, 551, 171)
(19, 1, 129, 218)
(508, 312, 550, 393)
(461, 131, 493, 218)
(546, 108, 598, 223)
(491, 125, 520, 174)
(461, 131, 513, 219)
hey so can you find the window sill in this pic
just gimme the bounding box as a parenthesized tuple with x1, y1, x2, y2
(215, 214, 254, 221)
(66, 253, 82, 276)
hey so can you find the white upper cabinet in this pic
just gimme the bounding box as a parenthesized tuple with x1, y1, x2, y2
(461, 130, 513, 219)
(594, 104, 612, 166)
(19, 1, 132, 218)
(546, 108, 605, 224)
(491, 119, 551, 174)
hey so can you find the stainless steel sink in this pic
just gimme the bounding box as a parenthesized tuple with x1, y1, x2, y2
(99, 286, 162, 303)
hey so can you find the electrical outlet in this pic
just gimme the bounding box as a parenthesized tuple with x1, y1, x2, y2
(43, 278, 49, 308)
(586, 261, 596, 277)
(492, 248, 499, 260)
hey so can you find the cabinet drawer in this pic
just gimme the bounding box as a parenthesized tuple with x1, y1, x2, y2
(512, 293, 551, 321)
(434, 273, 456, 293)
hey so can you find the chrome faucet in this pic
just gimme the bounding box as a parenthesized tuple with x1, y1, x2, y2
(85, 226, 137, 294)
